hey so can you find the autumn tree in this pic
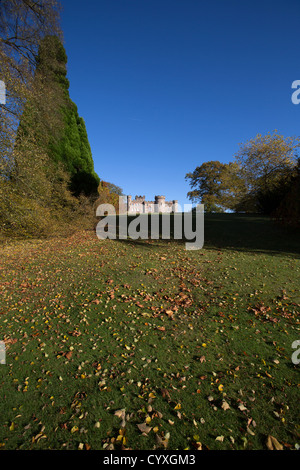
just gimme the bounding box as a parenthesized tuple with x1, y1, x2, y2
(185, 161, 246, 212)
(0, 2, 100, 238)
(186, 131, 300, 215)
(273, 159, 300, 226)
(0, 0, 62, 164)
(96, 181, 123, 213)
(233, 131, 300, 214)
(0, 1, 66, 237)
(105, 182, 124, 196)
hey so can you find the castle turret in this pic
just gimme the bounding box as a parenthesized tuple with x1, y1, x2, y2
(155, 195, 165, 213)
(127, 195, 177, 214)
(127, 195, 132, 212)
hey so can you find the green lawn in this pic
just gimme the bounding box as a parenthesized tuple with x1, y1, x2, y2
(0, 214, 299, 450)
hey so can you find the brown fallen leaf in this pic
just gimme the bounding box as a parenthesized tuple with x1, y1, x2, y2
(161, 388, 171, 400)
(238, 403, 247, 411)
(221, 401, 230, 411)
(165, 310, 174, 317)
(156, 434, 169, 449)
(137, 423, 152, 434)
(266, 435, 283, 450)
(114, 409, 126, 428)
(193, 442, 202, 450)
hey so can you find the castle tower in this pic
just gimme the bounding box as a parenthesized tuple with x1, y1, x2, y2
(155, 195, 166, 213)
(127, 195, 132, 212)
(127, 194, 177, 214)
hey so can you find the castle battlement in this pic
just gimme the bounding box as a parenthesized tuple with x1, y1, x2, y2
(127, 195, 178, 214)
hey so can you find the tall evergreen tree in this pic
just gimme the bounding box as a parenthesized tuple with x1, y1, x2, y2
(19, 35, 100, 197)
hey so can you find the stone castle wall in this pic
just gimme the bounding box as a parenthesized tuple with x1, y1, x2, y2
(127, 195, 178, 214)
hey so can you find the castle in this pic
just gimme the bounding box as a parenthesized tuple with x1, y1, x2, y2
(127, 195, 178, 214)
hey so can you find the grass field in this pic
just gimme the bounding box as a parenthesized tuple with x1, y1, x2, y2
(0, 214, 299, 450)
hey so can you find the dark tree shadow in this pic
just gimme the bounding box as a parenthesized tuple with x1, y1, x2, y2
(202, 213, 300, 256)
(100, 213, 300, 257)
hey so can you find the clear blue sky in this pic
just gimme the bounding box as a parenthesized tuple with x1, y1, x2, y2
(60, 0, 300, 207)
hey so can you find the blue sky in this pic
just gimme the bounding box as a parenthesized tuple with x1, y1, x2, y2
(60, 0, 300, 207)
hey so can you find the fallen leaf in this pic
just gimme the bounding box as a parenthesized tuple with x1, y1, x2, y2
(222, 401, 230, 410)
(161, 388, 171, 400)
(165, 310, 174, 317)
(156, 434, 169, 449)
(157, 326, 166, 332)
(238, 403, 247, 411)
(114, 409, 126, 428)
(247, 426, 255, 436)
(194, 442, 202, 450)
(137, 423, 152, 434)
(266, 435, 283, 450)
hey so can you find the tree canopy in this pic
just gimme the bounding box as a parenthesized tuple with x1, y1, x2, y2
(18, 35, 100, 197)
(186, 131, 300, 216)
(0, 2, 100, 238)
(185, 161, 246, 212)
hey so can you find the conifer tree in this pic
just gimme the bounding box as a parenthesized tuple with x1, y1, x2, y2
(18, 35, 100, 197)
